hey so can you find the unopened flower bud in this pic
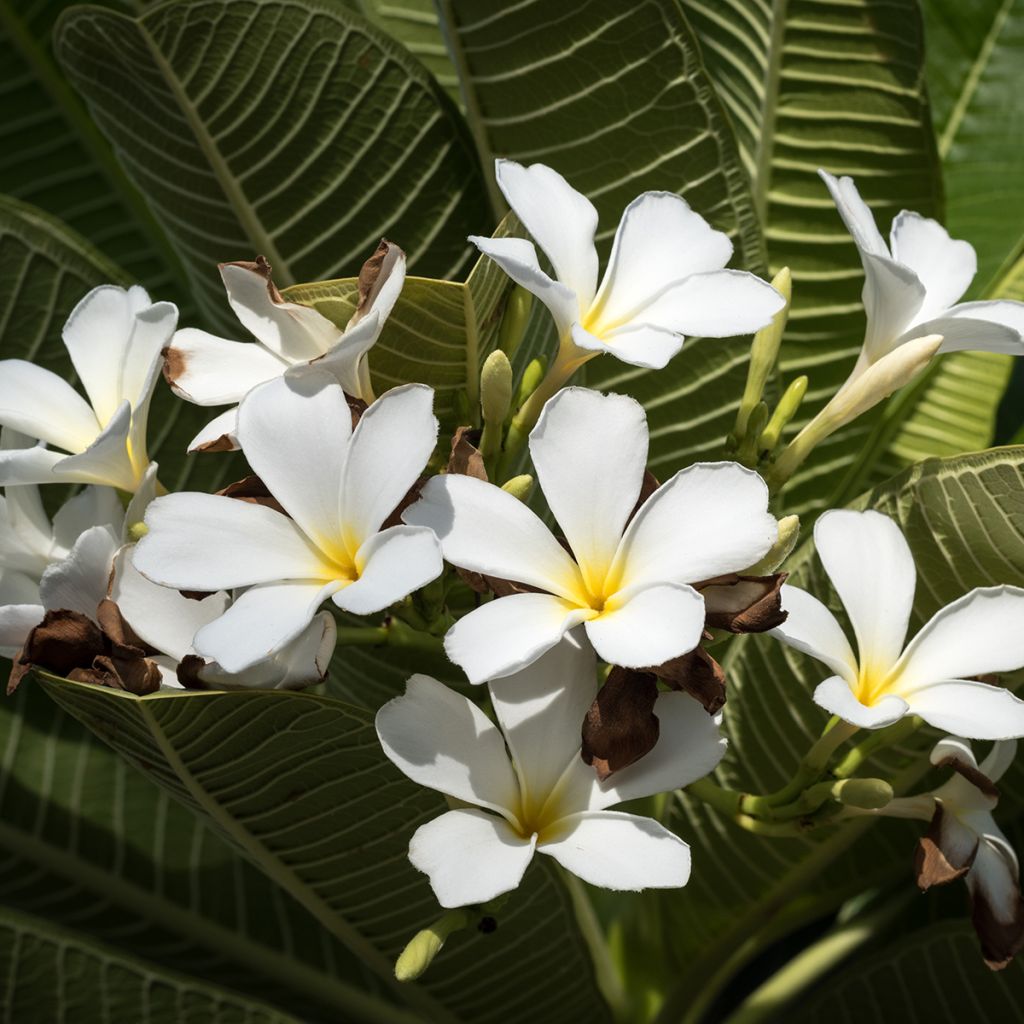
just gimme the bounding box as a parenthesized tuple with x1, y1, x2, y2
(514, 356, 547, 409)
(832, 777, 894, 810)
(759, 375, 808, 453)
(498, 285, 533, 359)
(500, 474, 533, 501)
(743, 515, 799, 575)
(394, 910, 470, 982)
(480, 350, 513, 426)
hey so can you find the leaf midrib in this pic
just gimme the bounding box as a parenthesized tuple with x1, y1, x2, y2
(134, 699, 458, 1024)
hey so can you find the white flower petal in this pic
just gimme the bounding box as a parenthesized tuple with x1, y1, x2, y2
(193, 579, 341, 673)
(468, 235, 578, 336)
(187, 407, 240, 453)
(122, 462, 160, 542)
(349, 241, 406, 328)
(409, 808, 536, 909)
(538, 810, 690, 891)
(403, 474, 584, 601)
(814, 509, 915, 676)
(947, 299, 1024, 336)
(813, 675, 909, 729)
(968, 836, 1022, 925)
(530, 388, 647, 595)
(494, 159, 599, 306)
(304, 313, 382, 400)
(0, 570, 40, 606)
(0, 603, 43, 656)
(38, 524, 119, 619)
(588, 192, 732, 333)
(895, 586, 1024, 692)
(890, 211, 976, 318)
(860, 252, 927, 363)
(221, 262, 337, 363)
(0, 360, 98, 453)
(0, 445, 65, 487)
(572, 322, 684, 370)
(770, 584, 858, 684)
(376, 673, 521, 814)
(135, 492, 332, 590)
(51, 486, 123, 552)
(612, 462, 776, 591)
(112, 546, 229, 661)
(818, 170, 890, 258)
(487, 632, 598, 813)
(585, 691, 727, 811)
(900, 314, 1024, 356)
(585, 582, 705, 669)
(980, 739, 1018, 787)
(905, 679, 1024, 740)
(332, 525, 441, 615)
(165, 329, 287, 406)
(341, 384, 438, 544)
(236, 371, 349, 556)
(444, 593, 593, 685)
(53, 401, 138, 490)
(634, 270, 785, 338)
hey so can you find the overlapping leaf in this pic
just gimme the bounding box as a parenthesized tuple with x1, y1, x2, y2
(39, 681, 611, 1024)
(436, 0, 766, 475)
(681, 0, 942, 512)
(647, 446, 1024, 1017)
(0, 904, 304, 1024)
(55, 0, 490, 331)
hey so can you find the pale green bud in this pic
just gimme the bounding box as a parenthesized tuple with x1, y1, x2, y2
(498, 286, 533, 359)
(743, 515, 800, 574)
(514, 356, 547, 410)
(832, 778, 894, 810)
(500, 474, 533, 501)
(480, 350, 513, 426)
(759, 375, 808, 453)
(394, 910, 470, 982)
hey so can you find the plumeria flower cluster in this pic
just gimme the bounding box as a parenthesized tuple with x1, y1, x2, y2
(6, 158, 1024, 978)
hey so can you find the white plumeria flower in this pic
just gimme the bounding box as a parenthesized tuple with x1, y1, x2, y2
(132, 370, 443, 673)
(0, 285, 177, 491)
(0, 433, 124, 655)
(874, 737, 1023, 969)
(469, 160, 785, 370)
(820, 170, 1024, 381)
(376, 635, 726, 908)
(164, 243, 405, 452)
(771, 509, 1024, 737)
(404, 387, 777, 683)
(110, 547, 336, 691)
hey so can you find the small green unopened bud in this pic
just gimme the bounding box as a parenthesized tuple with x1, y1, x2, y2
(481, 350, 513, 425)
(500, 474, 533, 501)
(514, 356, 547, 410)
(737, 402, 770, 465)
(759, 375, 808, 453)
(734, 267, 792, 440)
(498, 285, 533, 359)
(128, 521, 148, 542)
(394, 910, 470, 982)
(832, 778, 894, 810)
(743, 514, 800, 574)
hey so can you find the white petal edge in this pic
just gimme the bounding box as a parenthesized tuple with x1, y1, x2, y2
(813, 675, 909, 730)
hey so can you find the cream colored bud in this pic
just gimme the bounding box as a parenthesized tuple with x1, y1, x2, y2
(394, 910, 470, 982)
(480, 350, 513, 425)
(500, 474, 533, 501)
(743, 515, 800, 575)
(498, 285, 533, 359)
(832, 777, 894, 810)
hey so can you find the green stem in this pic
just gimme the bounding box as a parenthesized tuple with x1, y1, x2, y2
(833, 716, 922, 779)
(333, 621, 444, 655)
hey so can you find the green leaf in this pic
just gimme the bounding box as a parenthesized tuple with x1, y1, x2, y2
(55, 0, 491, 330)
(0, 681, 396, 1023)
(792, 920, 1024, 1022)
(0, 0, 184, 297)
(0, 193, 243, 496)
(680, 0, 942, 511)
(0, 904, 304, 1024)
(924, 0, 1024, 297)
(38, 681, 612, 1024)
(647, 445, 1024, 1019)
(283, 214, 518, 428)
(338, 0, 461, 104)
(436, 0, 766, 477)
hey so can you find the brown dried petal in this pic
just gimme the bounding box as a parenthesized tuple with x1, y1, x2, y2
(970, 871, 1024, 970)
(176, 654, 211, 690)
(353, 239, 403, 322)
(192, 433, 237, 453)
(221, 255, 283, 302)
(934, 753, 1001, 802)
(346, 393, 368, 428)
(216, 474, 288, 516)
(581, 667, 660, 781)
(96, 598, 153, 658)
(648, 644, 727, 715)
(914, 804, 978, 890)
(447, 426, 487, 481)
(17, 609, 106, 685)
(86, 654, 161, 696)
(381, 476, 428, 531)
(700, 573, 788, 634)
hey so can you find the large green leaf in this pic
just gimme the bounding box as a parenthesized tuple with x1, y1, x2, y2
(0, 904, 304, 1024)
(38, 681, 612, 1024)
(792, 921, 1024, 1022)
(0, 681, 395, 1023)
(0, 193, 243, 496)
(644, 446, 1024, 1019)
(681, 0, 942, 511)
(0, 0, 184, 297)
(55, 0, 490, 331)
(924, 0, 1024, 297)
(436, 0, 766, 476)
